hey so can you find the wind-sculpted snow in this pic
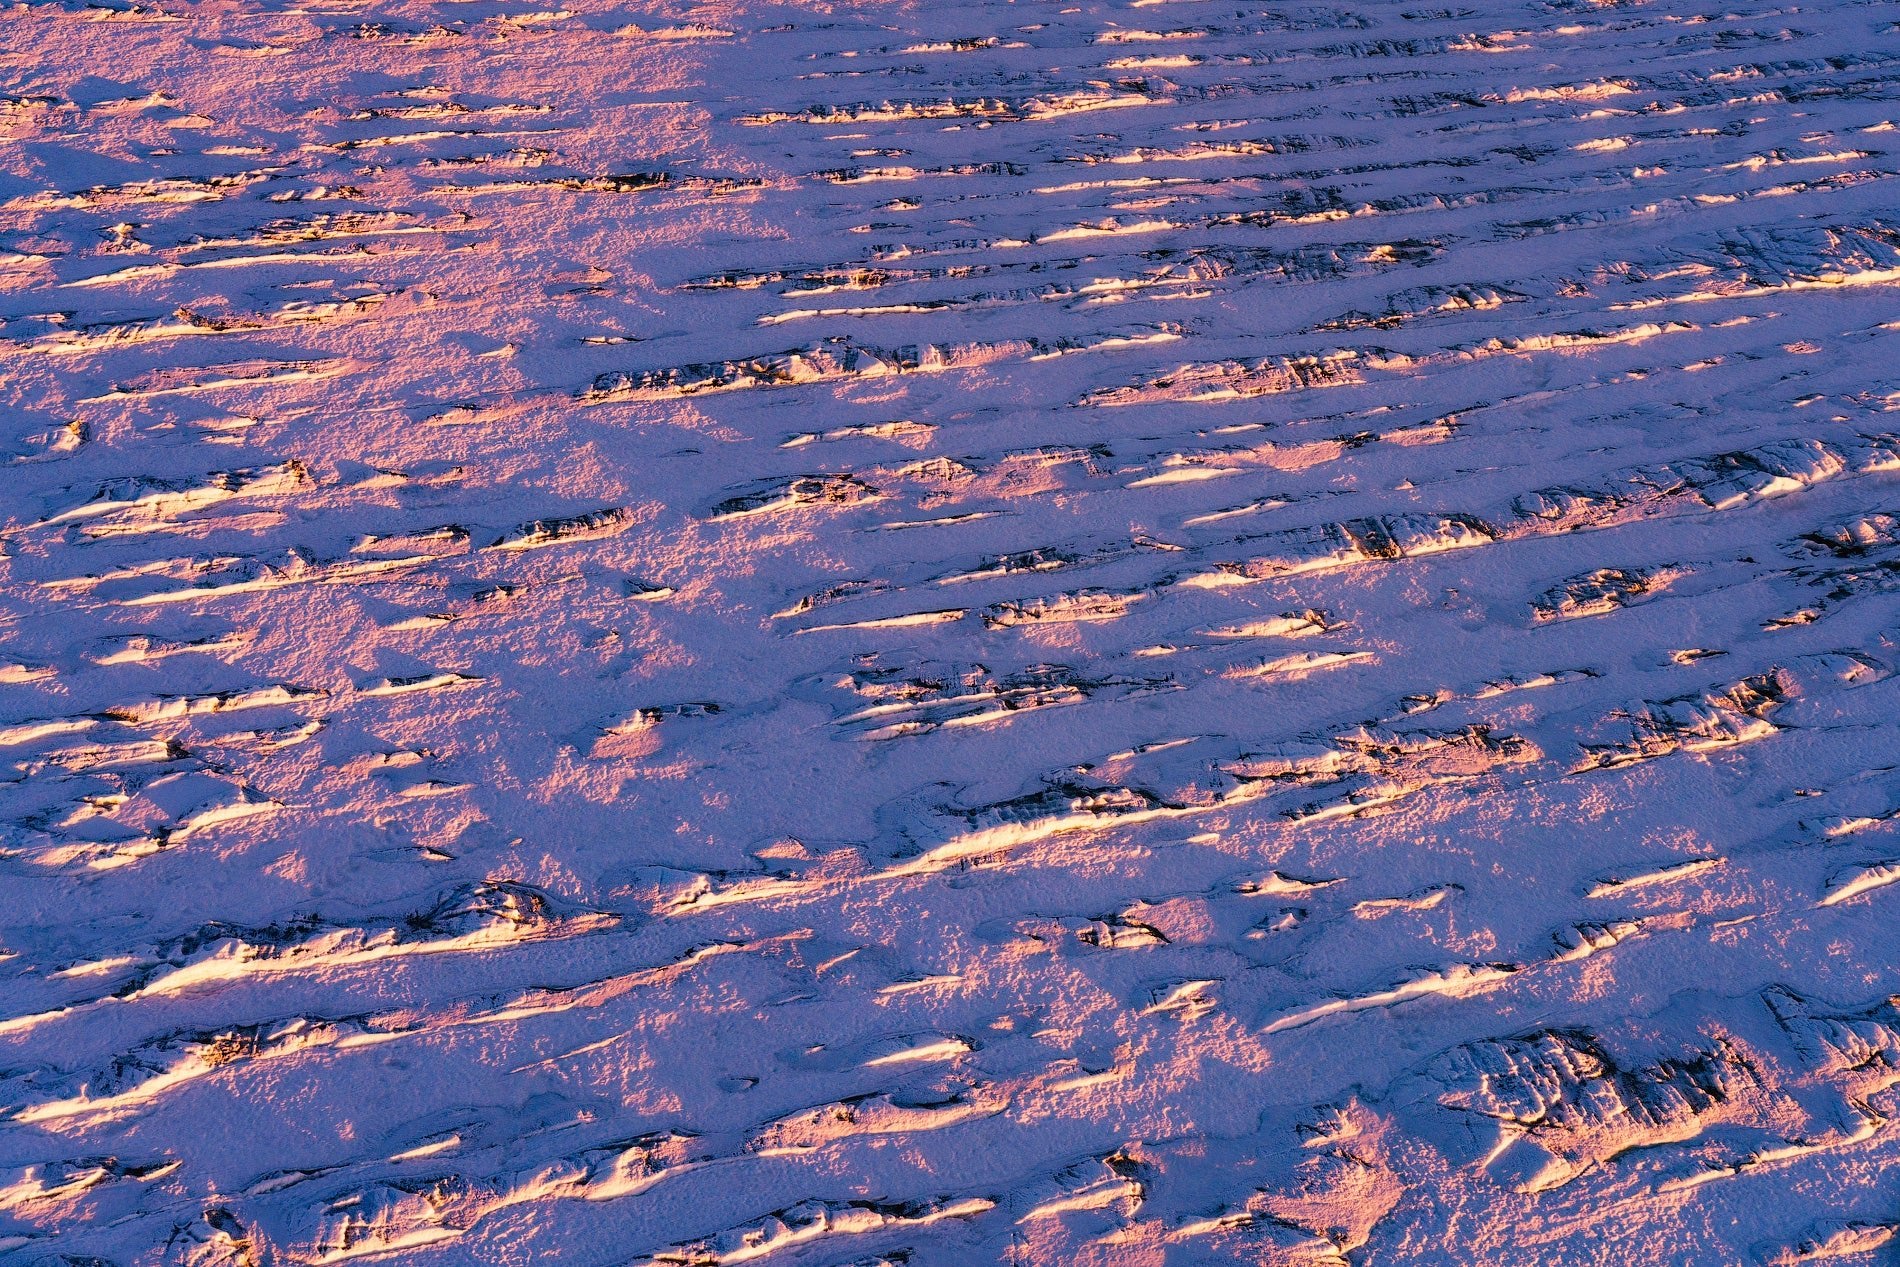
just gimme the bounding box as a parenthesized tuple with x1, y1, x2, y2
(2, 0, 1899, 1262)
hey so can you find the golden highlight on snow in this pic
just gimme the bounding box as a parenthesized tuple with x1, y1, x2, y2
(2, 0, 1899, 1263)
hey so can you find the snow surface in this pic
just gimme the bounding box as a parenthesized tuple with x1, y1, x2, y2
(3, 0, 1900, 1262)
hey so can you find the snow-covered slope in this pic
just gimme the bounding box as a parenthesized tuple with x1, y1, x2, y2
(3, 0, 1899, 1261)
